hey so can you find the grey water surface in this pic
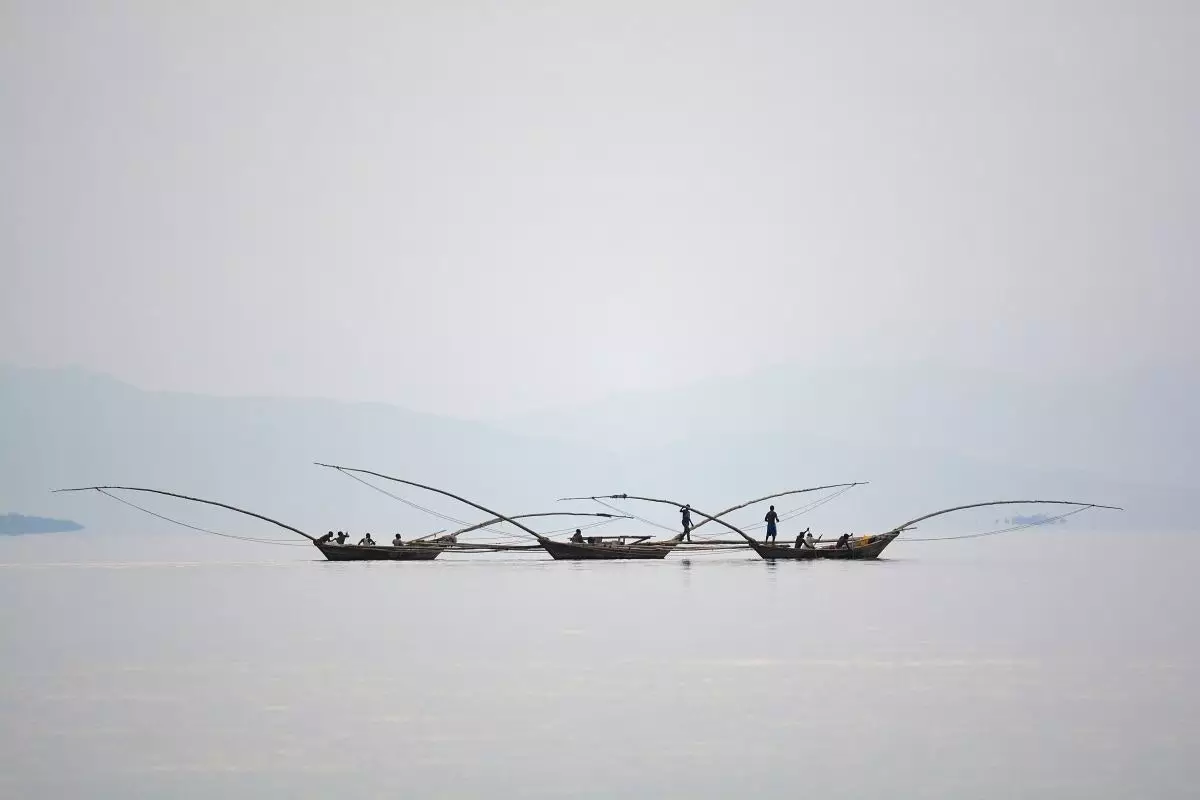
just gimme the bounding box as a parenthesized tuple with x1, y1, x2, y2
(1, 530, 1196, 798)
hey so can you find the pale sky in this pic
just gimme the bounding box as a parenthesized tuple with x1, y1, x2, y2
(3, 1, 1197, 416)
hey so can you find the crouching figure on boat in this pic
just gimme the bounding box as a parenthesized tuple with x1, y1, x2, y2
(358, 533, 376, 546)
(392, 533, 404, 546)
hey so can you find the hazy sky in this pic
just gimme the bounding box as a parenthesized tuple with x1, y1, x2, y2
(3, 1, 1197, 416)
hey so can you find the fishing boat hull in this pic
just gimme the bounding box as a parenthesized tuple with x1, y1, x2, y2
(540, 539, 680, 561)
(749, 532, 900, 561)
(315, 543, 444, 561)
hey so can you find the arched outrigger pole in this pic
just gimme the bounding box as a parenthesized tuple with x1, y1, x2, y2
(54, 484, 472, 562)
(568, 494, 759, 544)
(442, 512, 632, 553)
(688, 482, 865, 532)
(319, 463, 628, 541)
(883, 499, 1123, 534)
(450, 512, 630, 537)
(560, 483, 864, 540)
(317, 465, 693, 560)
(53, 485, 316, 541)
(752, 498, 1123, 561)
(314, 463, 550, 542)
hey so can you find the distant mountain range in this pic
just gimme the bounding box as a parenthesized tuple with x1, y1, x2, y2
(0, 364, 1193, 538)
(495, 363, 1200, 487)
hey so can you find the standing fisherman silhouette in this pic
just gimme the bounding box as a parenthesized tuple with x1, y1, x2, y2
(764, 505, 780, 543)
(680, 504, 693, 542)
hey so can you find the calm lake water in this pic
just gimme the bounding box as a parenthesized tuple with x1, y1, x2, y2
(1, 530, 1197, 798)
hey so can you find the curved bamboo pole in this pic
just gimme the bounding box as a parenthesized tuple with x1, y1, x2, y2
(452, 512, 629, 537)
(686, 482, 864, 531)
(885, 499, 1124, 535)
(53, 485, 316, 541)
(572, 494, 757, 543)
(314, 463, 548, 542)
(560, 483, 863, 538)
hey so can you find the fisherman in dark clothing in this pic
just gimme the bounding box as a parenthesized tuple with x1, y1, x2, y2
(335, 531, 348, 545)
(835, 533, 851, 549)
(358, 533, 376, 546)
(317, 531, 334, 545)
(764, 505, 780, 543)
(570, 529, 585, 543)
(680, 504, 693, 542)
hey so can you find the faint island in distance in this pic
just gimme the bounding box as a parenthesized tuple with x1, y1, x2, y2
(0, 513, 84, 535)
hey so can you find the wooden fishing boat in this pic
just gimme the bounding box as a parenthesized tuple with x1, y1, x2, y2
(55, 485, 461, 561)
(315, 541, 445, 561)
(57, 485, 628, 562)
(749, 531, 901, 560)
(314, 531, 464, 561)
(556, 484, 864, 558)
(539, 533, 684, 561)
(588, 495, 1121, 562)
(746, 499, 1122, 560)
(58, 481, 1122, 565)
(317, 463, 691, 561)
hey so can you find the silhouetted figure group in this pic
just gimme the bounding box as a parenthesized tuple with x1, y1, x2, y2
(318, 530, 407, 547)
(784, 528, 851, 549)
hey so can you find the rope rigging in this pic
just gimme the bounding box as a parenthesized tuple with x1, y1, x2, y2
(82, 483, 1112, 554)
(734, 484, 857, 533)
(95, 488, 309, 546)
(589, 497, 679, 533)
(453, 516, 621, 545)
(901, 505, 1093, 542)
(587, 484, 857, 540)
(331, 467, 469, 526)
